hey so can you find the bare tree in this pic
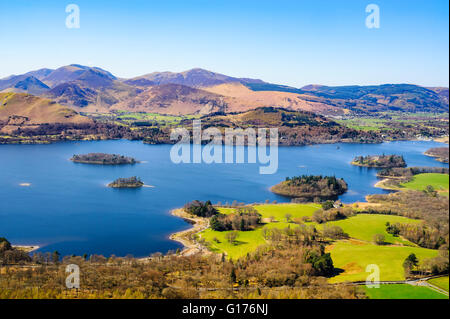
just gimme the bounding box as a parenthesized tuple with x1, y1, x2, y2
(225, 231, 238, 244)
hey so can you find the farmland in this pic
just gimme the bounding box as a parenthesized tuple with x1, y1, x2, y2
(198, 203, 435, 281)
(83, 110, 200, 126)
(429, 276, 449, 292)
(400, 173, 449, 194)
(320, 214, 421, 245)
(363, 284, 448, 299)
(328, 241, 438, 282)
(253, 203, 321, 222)
(336, 112, 449, 136)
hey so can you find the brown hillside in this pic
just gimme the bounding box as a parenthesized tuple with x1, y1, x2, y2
(203, 82, 342, 115)
(110, 83, 228, 115)
(0, 93, 91, 133)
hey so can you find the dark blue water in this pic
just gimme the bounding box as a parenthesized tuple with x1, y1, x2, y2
(0, 140, 447, 257)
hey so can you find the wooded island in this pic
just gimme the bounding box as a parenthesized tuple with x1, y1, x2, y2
(270, 175, 348, 200)
(108, 176, 144, 188)
(351, 154, 406, 168)
(71, 153, 138, 165)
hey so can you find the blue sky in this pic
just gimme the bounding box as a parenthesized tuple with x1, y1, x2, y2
(0, 0, 448, 87)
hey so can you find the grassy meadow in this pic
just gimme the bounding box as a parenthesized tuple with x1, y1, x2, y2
(319, 214, 422, 245)
(84, 110, 201, 126)
(200, 221, 292, 259)
(429, 276, 449, 292)
(363, 284, 448, 299)
(253, 203, 321, 222)
(198, 203, 438, 285)
(327, 241, 438, 283)
(114, 111, 200, 125)
(400, 173, 449, 195)
(199, 203, 320, 259)
(337, 112, 449, 132)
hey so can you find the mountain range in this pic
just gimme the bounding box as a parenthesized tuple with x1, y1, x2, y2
(0, 65, 448, 118)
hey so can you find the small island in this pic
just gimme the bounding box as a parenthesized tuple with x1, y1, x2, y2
(108, 176, 144, 188)
(71, 153, 138, 165)
(351, 154, 406, 168)
(270, 175, 348, 200)
(424, 147, 449, 163)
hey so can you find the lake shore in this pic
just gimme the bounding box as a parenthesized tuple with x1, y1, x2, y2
(2, 139, 445, 257)
(374, 178, 400, 191)
(168, 208, 210, 257)
(424, 150, 449, 163)
(13, 245, 40, 253)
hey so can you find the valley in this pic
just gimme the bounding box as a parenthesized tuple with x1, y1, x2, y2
(1, 139, 448, 300)
(1, 0, 448, 305)
(0, 66, 448, 301)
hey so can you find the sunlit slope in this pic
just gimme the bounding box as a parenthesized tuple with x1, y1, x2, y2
(0, 92, 91, 125)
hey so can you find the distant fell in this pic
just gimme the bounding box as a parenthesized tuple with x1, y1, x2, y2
(128, 68, 265, 88)
(1, 66, 448, 115)
(0, 92, 91, 134)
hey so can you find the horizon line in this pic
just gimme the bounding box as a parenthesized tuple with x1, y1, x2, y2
(1, 63, 449, 89)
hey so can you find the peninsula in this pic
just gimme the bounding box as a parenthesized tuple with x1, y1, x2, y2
(424, 147, 449, 163)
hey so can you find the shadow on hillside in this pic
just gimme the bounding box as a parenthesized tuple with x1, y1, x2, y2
(231, 240, 248, 246)
(329, 268, 345, 278)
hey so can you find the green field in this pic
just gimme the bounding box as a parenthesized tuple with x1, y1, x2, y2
(400, 173, 449, 194)
(200, 204, 321, 259)
(363, 284, 448, 299)
(328, 241, 439, 283)
(199, 203, 441, 286)
(321, 214, 421, 245)
(84, 110, 200, 126)
(429, 276, 449, 292)
(114, 111, 199, 124)
(200, 221, 291, 260)
(337, 112, 449, 132)
(202, 205, 424, 260)
(217, 207, 236, 215)
(201, 228, 266, 259)
(253, 203, 321, 222)
(337, 117, 389, 131)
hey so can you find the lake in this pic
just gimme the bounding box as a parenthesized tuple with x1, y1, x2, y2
(0, 140, 447, 257)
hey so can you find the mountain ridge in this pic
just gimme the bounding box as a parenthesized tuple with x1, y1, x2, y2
(127, 67, 265, 88)
(1, 65, 448, 115)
